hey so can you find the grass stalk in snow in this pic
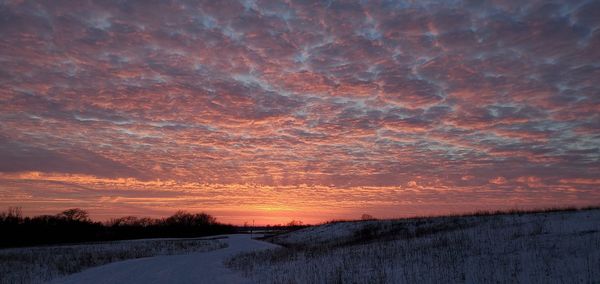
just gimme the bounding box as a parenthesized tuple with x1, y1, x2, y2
(227, 209, 600, 283)
(0, 238, 226, 284)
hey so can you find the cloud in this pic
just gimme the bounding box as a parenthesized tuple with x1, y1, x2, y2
(0, 137, 145, 179)
(489, 176, 508, 185)
(0, 0, 598, 221)
(559, 178, 600, 185)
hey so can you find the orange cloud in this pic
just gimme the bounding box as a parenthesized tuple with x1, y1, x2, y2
(489, 176, 507, 185)
(0, 1, 598, 223)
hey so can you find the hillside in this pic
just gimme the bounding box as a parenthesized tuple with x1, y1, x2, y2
(227, 208, 600, 283)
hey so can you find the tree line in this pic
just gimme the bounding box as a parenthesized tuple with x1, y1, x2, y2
(0, 207, 235, 248)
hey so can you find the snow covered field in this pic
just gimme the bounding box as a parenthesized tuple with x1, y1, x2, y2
(0, 237, 226, 284)
(2, 210, 597, 284)
(228, 209, 600, 283)
(50, 234, 278, 284)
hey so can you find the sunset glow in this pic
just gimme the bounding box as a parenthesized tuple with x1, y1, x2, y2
(1, 0, 599, 225)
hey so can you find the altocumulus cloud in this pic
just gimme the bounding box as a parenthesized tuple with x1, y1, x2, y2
(0, 0, 598, 221)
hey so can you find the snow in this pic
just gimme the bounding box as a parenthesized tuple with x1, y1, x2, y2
(50, 234, 278, 284)
(1, 237, 225, 283)
(229, 209, 600, 283)
(272, 219, 391, 245)
(4, 210, 597, 283)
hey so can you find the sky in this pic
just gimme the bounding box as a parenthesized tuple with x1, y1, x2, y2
(1, 0, 599, 225)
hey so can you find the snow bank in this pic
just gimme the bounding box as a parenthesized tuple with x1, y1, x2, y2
(229, 209, 600, 283)
(0, 238, 226, 283)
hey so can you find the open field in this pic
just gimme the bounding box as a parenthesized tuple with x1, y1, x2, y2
(0, 237, 226, 284)
(48, 234, 278, 284)
(2, 209, 597, 284)
(227, 208, 600, 283)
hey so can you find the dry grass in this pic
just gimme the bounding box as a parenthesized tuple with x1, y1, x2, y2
(227, 208, 600, 283)
(0, 238, 226, 284)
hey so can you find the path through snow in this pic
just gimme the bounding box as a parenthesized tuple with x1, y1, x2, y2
(50, 234, 278, 284)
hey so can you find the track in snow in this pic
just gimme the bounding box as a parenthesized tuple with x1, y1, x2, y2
(51, 234, 278, 284)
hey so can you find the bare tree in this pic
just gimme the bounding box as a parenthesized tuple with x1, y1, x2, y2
(109, 216, 139, 226)
(58, 208, 90, 222)
(8, 207, 22, 218)
(0, 207, 23, 224)
(166, 211, 216, 226)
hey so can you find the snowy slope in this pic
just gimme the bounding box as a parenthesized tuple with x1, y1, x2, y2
(51, 234, 278, 284)
(229, 209, 600, 283)
(0, 237, 225, 284)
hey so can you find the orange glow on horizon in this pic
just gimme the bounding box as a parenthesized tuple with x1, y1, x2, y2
(1, 1, 599, 226)
(1, 171, 597, 226)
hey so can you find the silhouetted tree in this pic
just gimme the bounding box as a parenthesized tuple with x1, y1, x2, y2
(193, 212, 216, 225)
(109, 216, 140, 226)
(165, 211, 216, 226)
(7, 206, 22, 218)
(58, 208, 90, 222)
(0, 207, 234, 248)
(0, 207, 22, 224)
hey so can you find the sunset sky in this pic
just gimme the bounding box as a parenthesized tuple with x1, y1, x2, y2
(1, 0, 599, 225)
